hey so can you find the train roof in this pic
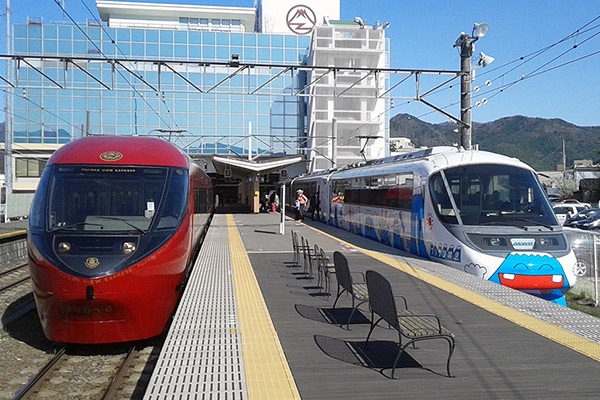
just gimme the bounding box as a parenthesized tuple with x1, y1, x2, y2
(309, 146, 533, 180)
(48, 136, 191, 168)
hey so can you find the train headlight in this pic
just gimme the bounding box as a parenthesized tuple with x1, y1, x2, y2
(57, 242, 71, 253)
(122, 242, 136, 255)
(484, 237, 505, 246)
(539, 237, 558, 246)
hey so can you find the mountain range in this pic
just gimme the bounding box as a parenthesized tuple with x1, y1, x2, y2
(390, 114, 600, 171)
(1, 116, 598, 172)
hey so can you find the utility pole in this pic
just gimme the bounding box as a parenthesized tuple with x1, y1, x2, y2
(562, 139, 566, 177)
(458, 33, 473, 150)
(455, 23, 492, 151)
(4, 0, 11, 223)
(331, 118, 337, 169)
(248, 121, 252, 161)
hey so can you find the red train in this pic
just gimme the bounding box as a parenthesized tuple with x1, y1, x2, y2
(27, 136, 213, 343)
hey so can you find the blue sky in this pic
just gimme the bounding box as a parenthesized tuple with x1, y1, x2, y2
(4, 0, 600, 126)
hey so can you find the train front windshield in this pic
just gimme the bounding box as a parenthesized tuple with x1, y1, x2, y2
(42, 165, 189, 233)
(429, 164, 557, 227)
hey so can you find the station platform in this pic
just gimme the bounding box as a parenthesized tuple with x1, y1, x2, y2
(145, 212, 600, 399)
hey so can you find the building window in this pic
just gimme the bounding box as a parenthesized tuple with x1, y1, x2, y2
(16, 158, 46, 178)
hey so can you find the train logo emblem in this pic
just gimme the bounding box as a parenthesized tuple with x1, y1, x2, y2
(85, 257, 100, 269)
(286, 5, 316, 35)
(510, 238, 535, 250)
(100, 151, 123, 161)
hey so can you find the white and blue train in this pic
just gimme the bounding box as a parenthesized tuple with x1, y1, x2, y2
(290, 146, 577, 305)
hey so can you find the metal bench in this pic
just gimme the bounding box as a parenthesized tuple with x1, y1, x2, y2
(315, 245, 335, 295)
(365, 270, 456, 378)
(301, 236, 318, 278)
(290, 230, 306, 267)
(332, 251, 369, 329)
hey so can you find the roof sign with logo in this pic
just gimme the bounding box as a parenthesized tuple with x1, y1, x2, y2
(286, 5, 316, 35)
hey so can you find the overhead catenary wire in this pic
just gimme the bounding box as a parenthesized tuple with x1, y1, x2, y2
(334, 15, 600, 150)
(416, 16, 600, 108)
(413, 17, 600, 123)
(50, 0, 173, 130)
(3, 6, 598, 158)
(75, 0, 179, 129)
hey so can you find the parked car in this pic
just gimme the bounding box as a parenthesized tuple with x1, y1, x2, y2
(574, 212, 600, 230)
(559, 199, 592, 208)
(552, 203, 590, 225)
(564, 208, 600, 228)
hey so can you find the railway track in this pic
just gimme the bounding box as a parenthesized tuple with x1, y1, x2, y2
(0, 263, 30, 293)
(0, 229, 164, 399)
(12, 343, 160, 400)
(0, 230, 34, 329)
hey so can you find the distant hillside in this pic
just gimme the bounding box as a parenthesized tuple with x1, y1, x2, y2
(390, 114, 600, 171)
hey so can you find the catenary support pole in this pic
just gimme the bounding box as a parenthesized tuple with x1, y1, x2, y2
(280, 183, 285, 235)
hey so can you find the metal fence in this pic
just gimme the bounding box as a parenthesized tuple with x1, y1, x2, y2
(564, 228, 599, 305)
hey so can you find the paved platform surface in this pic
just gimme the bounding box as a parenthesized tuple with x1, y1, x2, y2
(0, 220, 28, 236)
(148, 211, 600, 399)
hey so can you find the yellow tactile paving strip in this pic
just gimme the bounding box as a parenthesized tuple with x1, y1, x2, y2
(0, 229, 27, 238)
(304, 223, 600, 363)
(227, 214, 301, 400)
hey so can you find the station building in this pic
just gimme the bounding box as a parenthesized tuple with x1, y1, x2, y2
(3, 0, 390, 217)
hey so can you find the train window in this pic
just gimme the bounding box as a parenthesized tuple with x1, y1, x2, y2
(193, 188, 210, 214)
(340, 173, 413, 210)
(434, 164, 556, 226)
(156, 168, 190, 229)
(383, 175, 396, 186)
(429, 173, 458, 224)
(46, 166, 186, 233)
(29, 167, 53, 230)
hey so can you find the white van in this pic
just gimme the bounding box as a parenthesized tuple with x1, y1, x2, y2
(553, 203, 589, 225)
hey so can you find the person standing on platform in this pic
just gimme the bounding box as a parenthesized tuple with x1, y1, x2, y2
(296, 189, 308, 220)
(331, 191, 343, 227)
(310, 191, 321, 221)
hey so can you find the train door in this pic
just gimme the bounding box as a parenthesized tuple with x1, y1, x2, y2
(410, 175, 429, 257)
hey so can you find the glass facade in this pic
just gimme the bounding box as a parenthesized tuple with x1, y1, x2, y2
(12, 22, 310, 155)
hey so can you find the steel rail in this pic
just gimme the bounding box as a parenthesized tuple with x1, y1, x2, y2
(12, 347, 67, 400)
(101, 346, 137, 400)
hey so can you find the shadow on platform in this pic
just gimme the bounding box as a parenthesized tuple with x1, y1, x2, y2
(215, 203, 251, 214)
(314, 335, 422, 378)
(295, 304, 370, 326)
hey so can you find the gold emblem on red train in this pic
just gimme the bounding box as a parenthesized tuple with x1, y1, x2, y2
(99, 151, 123, 161)
(85, 257, 100, 269)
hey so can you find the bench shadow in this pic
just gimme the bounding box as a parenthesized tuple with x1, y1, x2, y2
(253, 229, 278, 235)
(314, 334, 421, 378)
(295, 304, 370, 325)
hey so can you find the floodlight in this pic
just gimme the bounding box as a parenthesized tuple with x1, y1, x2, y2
(382, 22, 390, 29)
(472, 22, 489, 38)
(354, 17, 365, 27)
(478, 52, 495, 67)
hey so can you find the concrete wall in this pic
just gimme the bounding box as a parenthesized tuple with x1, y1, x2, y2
(6, 193, 34, 219)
